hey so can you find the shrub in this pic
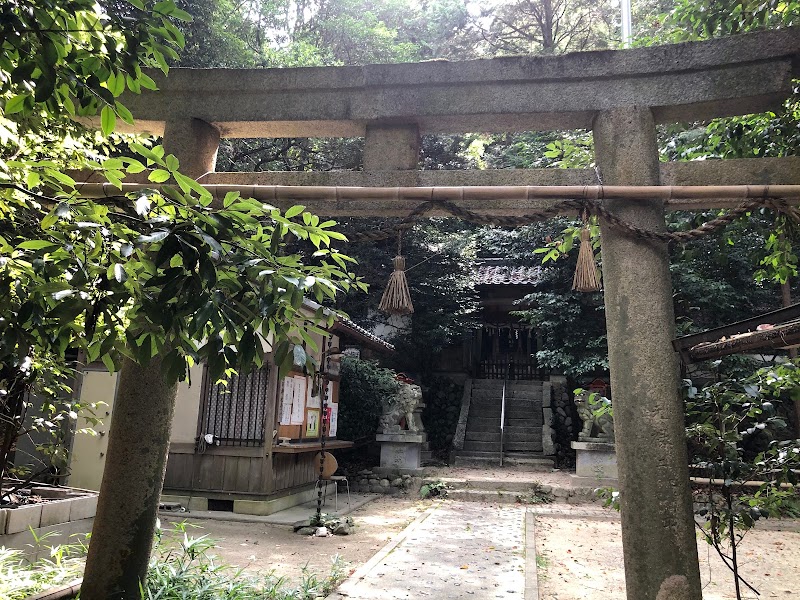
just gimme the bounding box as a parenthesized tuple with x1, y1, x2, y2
(146, 523, 346, 599)
(337, 357, 399, 443)
(1, 523, 347, 600)
(420, 376, 463, 457)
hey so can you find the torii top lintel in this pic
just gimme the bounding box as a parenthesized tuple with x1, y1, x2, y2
(105, 28, 799, 139)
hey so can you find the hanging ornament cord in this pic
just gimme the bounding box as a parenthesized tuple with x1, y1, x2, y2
(315, 337, 332, 527)
(379, 230, 415, 315)
(572, 209, 602, 293)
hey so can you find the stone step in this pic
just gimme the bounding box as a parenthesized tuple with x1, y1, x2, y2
(504, 442, 543, 452)
(446, 489, 525, 504)
(504, 426, 541, 437)
(468, 405, 542, 419)
(465, 430, 542, 443)
(472, 395, 544, 403)
(470, 389, 544, 397)
(469, 399, 543, 410)
(467, 416, 543, 428)
(453, 453, 555, 471)
(445, 486, 596, 504)
(424, 476, 599, 505)
(463, 440, 542, 453)
(422, 477, 553, 493)
(466, 417, 543, 432)
(507, 407, 544, 418)
(466, 417, 503, 432)
(465, 431, 500, 442)
(470, 392, 543, 402)
(462, 440, 501, 452)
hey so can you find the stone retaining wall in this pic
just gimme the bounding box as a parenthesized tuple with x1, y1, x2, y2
(348, 469, 423, 495)
(549, 376, 578, 468)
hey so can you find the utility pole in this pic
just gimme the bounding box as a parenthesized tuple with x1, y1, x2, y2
(621, 0, 632, 46)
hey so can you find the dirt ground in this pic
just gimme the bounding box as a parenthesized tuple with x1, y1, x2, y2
(162, 492, 800, 599)
(163, 496, 429, 586)
(535, 511, 800, 599)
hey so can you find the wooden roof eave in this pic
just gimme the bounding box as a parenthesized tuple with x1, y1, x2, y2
(673, 303, 800, 363)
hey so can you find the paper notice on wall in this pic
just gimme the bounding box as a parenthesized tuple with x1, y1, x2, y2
(306, 378, 321, 409)
(328, 403, 339, 437)
(279, 379, 293, 425)
(290, 377, 306, 425)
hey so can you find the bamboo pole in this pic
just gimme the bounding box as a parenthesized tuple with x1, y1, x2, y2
(75, 183, 800, 203)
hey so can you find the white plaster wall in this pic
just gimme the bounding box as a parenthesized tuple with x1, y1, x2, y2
(368, 310, 410, 339)
(68, 370, 118, 491)
(169, 365, 204, 444)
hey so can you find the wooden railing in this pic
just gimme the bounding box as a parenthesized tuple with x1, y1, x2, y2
(478, 358, 538, 380)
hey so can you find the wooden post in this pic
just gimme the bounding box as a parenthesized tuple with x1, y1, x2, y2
(593, 107, 702, 600)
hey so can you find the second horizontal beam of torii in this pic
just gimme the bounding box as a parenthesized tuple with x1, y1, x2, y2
(75, 182, 800, 217)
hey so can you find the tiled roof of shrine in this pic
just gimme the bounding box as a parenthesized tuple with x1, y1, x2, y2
(334, 317, 395, 353)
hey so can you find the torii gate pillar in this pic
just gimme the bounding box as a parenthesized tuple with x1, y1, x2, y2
(593, 107, 702, 600)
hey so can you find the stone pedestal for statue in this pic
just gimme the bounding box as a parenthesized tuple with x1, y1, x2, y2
(375, 431, 427, 475)
(571, 440, 618, 481)
(375, 382, 426, 476)
(572, 391, 617, 483)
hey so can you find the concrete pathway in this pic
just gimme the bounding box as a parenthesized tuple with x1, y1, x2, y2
(330, 501, 529, 600)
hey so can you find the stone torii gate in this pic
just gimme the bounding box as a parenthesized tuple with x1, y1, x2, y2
(80, 28, 799, 600)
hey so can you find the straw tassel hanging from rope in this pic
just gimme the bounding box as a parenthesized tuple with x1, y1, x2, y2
(572, 209, 602, 293)
(379, 231, 414, 315)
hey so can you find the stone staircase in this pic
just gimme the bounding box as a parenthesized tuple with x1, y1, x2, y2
(420, 476, 597, 505)
(454, 379, 554, 470)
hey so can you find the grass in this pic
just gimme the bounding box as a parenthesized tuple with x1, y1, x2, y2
(515, 482, 554, 505)
(419, 480, 450, 499)
(1, 522, 347, 600)
(146, 522, 347, 599)
(535, 553, 549, 580)
(0, 532, 87, 600)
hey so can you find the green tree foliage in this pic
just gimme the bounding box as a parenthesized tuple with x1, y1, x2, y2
(420, 375, 464, 456)
(478, 224, 609, 378)
(670, 216, 780, 332)
(0, 0, 363, 485)
(173, 0, 260, 67)
(336, 357, 399, 442)
(686, 362, 800, 598)
(661, 0, 799, 40)
(337, 219, 478, 376)
(476, 0, 617, 55)
(649, 1, 800, 290)
(1, 0, 189, 483)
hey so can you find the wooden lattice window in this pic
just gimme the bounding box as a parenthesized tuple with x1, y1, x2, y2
(197, 365, 271, 447)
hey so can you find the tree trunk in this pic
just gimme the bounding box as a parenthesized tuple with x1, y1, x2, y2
(542, 0, 555, 51)
(81, 355, 178, 599)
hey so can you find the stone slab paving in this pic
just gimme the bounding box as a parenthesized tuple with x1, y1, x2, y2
(331, 501, 527, 600)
